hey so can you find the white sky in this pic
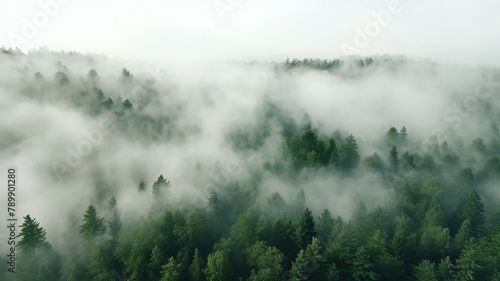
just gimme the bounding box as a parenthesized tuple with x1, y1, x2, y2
(1, 0, 500, 65)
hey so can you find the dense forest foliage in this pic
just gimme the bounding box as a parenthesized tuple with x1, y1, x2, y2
(1, 48, 500, 281)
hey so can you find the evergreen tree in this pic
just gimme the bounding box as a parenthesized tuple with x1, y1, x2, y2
(153, 174, 171, 197)
(107, 197, 122, 239)
(160, 257, 180, 281)
(17, 215, 61, 281)
(296, 208, 316, 250)
(123, 99, 133, 110)
(203, 247, 230, 281)
(246, 241, 284, 281)
(364, 152, 384, 171)
(452, 190, 485, 237)
(413, 260, 438, 281)
(386, 127, 399, 144)
(328, 137, 339, 168)
(289, 237, 336, 281)
(79, 205, 106, 242)
(349, 246, 378, 281)
(390, 146, 399, 170)
(316, 208, 334, 244)
(138, 180, 146, 191)
(400, 126, 408, 143)
(89, 246, 114, 281)
(189, 249, 205, 281)
(341, 134, 360, 172)
(17, 215, 50, 251)
(455, 239, 482, 281)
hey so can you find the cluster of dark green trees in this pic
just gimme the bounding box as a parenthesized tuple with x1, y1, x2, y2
(13, 172, 500, 281)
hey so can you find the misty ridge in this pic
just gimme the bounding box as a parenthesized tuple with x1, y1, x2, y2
(2, 47, 500, 281)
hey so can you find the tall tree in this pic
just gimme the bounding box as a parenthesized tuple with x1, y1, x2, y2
(289, 237, 337, 281)
(189, 249, 205, 281)
(79, 205, 106, 242)
(246, 241, 284, 281)
(328, 137, 339, 168)
(364, 152, 384, 172)
(390, 146, 399, 170)
(413, 260, 438, 281)
(17, 215, 61, 281)
(386, 127, 399, 145)
(341, 134, 360, 172)
(153, 174, 171, 197)
(316, 209, 334, 244)
(204, 246, 230, 281)
(400, 126, 408, 143)
(451, 190, 485, 237)
(296, 208, 317, 250)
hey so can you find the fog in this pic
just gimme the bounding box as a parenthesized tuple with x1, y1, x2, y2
(1, 50, 498, 256)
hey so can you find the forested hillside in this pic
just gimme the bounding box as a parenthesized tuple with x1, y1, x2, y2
(1, 48, 500, 281)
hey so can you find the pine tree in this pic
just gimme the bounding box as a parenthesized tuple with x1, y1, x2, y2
(386, 127, 399, 144)
(349, 246, 378, 281)
(189, 249, 205, 281)
(93, 87, 105, 101)
(123, 99, 133, 110)
(390, 146, 399, 170)
(289, 237, 335, 281)
(160, 257, 180, 281)
(107, 197, 122, 239)
(452, 190, 485, 237)
(138, 180, 146, 191)
(296, 208, 317, 250)
(246, 241, 284, 281)
(316, 209, 334, 244)
(17, 215, 61, 281)
(204, 248, 230, 281)
(455, 239, 482, 281)
(17, 215, 50, 251)
(328, 137, 339, 168)
(400, 126, 408, 143)
(341, 134, 360, 172)
(153, 174, 171, 197)
(364, 152, 384, 171)
(413, 260, 438, 281)
(79, 205, 106, 242)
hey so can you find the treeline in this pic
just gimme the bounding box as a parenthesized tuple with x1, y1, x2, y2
(12, 172, 500, 280)
(12, 123, 500, 281)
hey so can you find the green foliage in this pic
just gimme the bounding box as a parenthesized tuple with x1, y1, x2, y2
(451, 190, 485, 237)
(341, 134, 360, 172)
(289, 237, 335, 281)
(79, 205, 106, 242)
(204, 245, 230, 281)
(455, 239, 482, 281)
(123, 99, 133, 109)
(138, 180, 146, 191)
(153, 174, 171, 197)
(413, 259, 438, 281)
(389, 146, 399, 170)
(246, 241, 284, 281)
(17, 215, 50, 251)
(364, 152, 384, 172)
(316, 209, 334, 244)
(296, 208, 317, 250)
(386, 127, 399, 145)
(160, 257, 180, 281)
(54, 71, 69, 85)
(189, 249, 205, 281)
(349, 246, 378, 281)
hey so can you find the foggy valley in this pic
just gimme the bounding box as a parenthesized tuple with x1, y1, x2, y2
(1, 47, 500, 280)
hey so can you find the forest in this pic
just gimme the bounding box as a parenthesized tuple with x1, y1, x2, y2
(1, 47, 500, 281)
